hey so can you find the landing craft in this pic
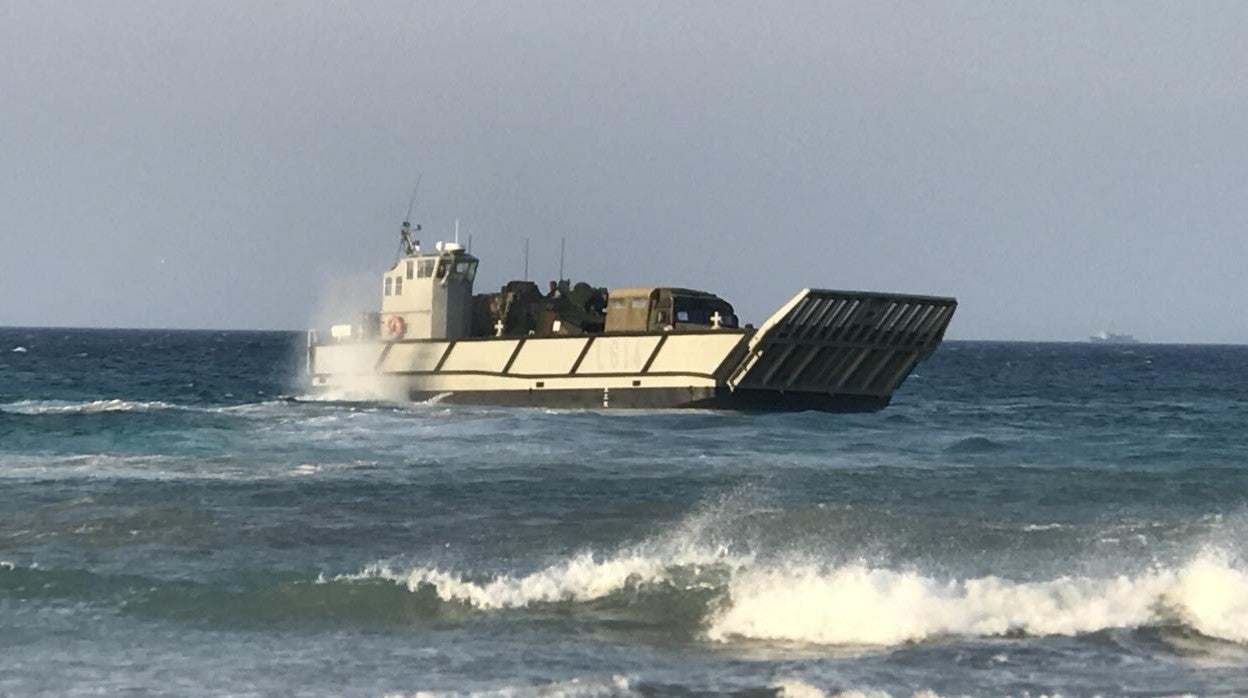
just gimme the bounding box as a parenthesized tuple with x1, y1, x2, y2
(307, 222, 957, 411)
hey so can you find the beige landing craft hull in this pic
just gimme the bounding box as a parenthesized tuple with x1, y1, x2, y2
(309, 289, 957, 413)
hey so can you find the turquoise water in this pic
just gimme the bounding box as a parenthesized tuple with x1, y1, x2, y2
(2, 328, 1247, 696)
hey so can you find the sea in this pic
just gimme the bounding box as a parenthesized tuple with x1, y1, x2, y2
(2, 327, 1247, 697)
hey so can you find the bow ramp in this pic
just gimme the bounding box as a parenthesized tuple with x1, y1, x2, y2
(727, 289, 956, 403)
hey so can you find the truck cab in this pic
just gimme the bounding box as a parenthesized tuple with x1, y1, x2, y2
(604, 287, 739, 333)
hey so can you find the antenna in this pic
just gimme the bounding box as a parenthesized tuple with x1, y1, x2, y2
(558, 237, 565, 280)
(454, 218, 460, 245)
(404, 174, 423, 224)
(524, 238, 529, 281)
(396, 173, 423, 259)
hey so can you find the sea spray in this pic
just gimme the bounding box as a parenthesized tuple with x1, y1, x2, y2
(300, 271, 408, 402)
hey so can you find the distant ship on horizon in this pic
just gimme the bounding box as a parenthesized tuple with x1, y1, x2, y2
(1089, 329, 1139, 344)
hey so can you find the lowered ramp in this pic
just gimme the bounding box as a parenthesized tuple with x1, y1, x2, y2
(727, 289, 956, 401)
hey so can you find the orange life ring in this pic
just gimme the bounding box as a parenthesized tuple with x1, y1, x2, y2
(386, 315, 407, 338)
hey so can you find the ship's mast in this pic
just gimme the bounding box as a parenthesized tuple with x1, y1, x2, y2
(397, 174, 423, 258)
(398, 221, 421, 257)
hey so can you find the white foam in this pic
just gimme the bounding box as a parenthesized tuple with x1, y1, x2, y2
(353, 542, 744, 610)
(774, 685, 957, 698)
(390, 674, 636, 698)
(0, 398, 181, 415)
(294, 390, 366, 403)
(11, 346, 27, 353)
(0, 453, 305, 482)
(1165, 549, 1248, 644)
(292, 389, 458, 408)
(0, 396, 343, 418)
(209, 399, 307, 415)
(707, 549, 1248, 646)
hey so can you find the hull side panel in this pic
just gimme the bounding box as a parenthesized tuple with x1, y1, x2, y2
(403, 386, 890, 413)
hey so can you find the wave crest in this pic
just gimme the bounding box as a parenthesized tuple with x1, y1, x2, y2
(1165, 550, 1248, 644)
(346, 545, 745, 610)
(344, 490, 757, 610)
(340, 545, 1248, 648)
(707, 548, 1248, 646)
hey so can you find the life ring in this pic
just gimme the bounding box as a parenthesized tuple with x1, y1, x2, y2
(386, 315, 407, 339)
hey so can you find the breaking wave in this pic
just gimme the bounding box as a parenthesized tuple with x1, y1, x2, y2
(773, 684, 951, 698)
(323, 496, 1248, 647)
(706, 548, 1248, 646)
(337, 545, 1248, 648)
(343, 547, 742, 611)
(338, 499, 752, 610)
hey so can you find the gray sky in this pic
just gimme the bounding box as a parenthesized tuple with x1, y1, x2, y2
(3, 1, 1246, 341)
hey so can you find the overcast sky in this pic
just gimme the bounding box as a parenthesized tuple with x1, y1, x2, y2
(2, 1, 1246, 341)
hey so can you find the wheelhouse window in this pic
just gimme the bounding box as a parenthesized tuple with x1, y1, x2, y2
(453, 260, 478, 282)
(395, 275, 403, 295)
(418, 260, 435, 278)
(384, 277, 392, 296)
(406, 261, 414, 279)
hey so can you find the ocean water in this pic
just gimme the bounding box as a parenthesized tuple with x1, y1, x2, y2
(2, 328, 1247, 697)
